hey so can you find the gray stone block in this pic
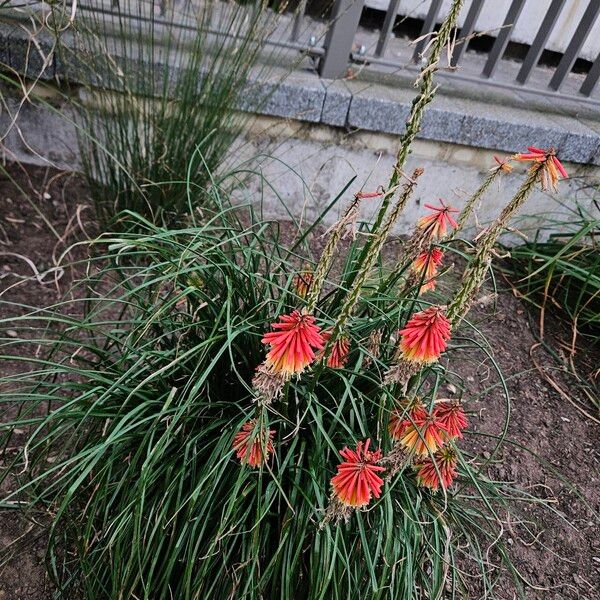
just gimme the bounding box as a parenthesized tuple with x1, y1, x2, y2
(241, 72, 325, 123)
(321, 81, 352, 127)
(0, 95, 79, 170)
(6, 24, 56, 80)
(0, 24, 10, 67)
(347, 94, 410, 134)
(420, 108, 465, 144)
(560, 132, 600, 165)
(458, 115, 570, 156)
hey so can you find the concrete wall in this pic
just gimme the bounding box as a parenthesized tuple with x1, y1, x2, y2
(1, 82, 598, 240)
(233, 116, 600, 239)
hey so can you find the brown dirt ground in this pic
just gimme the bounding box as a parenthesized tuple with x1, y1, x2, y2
(0, 162, 598, 599)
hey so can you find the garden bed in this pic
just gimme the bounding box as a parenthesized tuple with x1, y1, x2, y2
(0, 162, 598, 599)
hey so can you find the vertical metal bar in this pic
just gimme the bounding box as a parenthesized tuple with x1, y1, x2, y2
(482, 0, 526, 78)
(580, 51, 600, 96)
(516, 0, 566, 84)
(549, 0, 600, 91)
(375, 0, 402, 57)
(451, 0, 485, 67)
(291, 0, 308, 42)
(318, 0, 365, 78)
(413, 0, 443, 62)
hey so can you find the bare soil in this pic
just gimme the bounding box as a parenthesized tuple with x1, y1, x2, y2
(0, 162, 598, 599)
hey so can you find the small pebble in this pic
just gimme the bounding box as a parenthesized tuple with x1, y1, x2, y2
(6, 329, 18, 338)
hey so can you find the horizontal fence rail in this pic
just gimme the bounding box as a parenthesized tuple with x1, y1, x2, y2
(318, 0, 600, 101)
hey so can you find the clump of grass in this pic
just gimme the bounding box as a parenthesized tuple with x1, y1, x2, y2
(0, 142, 568, 597)
(506, 201, 599, 337)
(0, 191, 534, 598)
(503, 198, 599, 413)
(58, 0, 288, 225)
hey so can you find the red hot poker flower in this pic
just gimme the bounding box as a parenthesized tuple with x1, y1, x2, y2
(399, 306, 451, 364)
(514, 146, 568, 192)
(262, 310, 324, 377)
(319, 329, 350, 369)
(411, 247, 444, 294)
(331, 439, 385, 507)
(233, 420, 275, 467)
(434, 401, 468, 439)
(417, 199, 459, 239)
(415, 446, 458, 492)
(397, 407, 446, 456)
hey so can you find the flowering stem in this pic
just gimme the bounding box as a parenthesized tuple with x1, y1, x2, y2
(342, 0, 465, 295)
(447, 160, 545, 325)
(452, 165, 503, 237)
(305, 196, 361, 312)
(329, 170, 423, 347)
(372, 0, 464, 233)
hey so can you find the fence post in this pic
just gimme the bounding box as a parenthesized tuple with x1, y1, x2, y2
(318, 0, 364, 79)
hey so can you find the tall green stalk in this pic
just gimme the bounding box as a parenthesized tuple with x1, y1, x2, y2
(331, 169, 423, 341)
(447, 161, 545, 324)
(341, 0, 464, 296)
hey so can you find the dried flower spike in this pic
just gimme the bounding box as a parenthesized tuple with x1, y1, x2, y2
(415, 445, 458, 491)
(331, 439, 385, 507)
(363, 329, 383, 368)
(262, 310, 324, 377)
(252, 363, 286, 405)
(493, 155, 513, 173)
(418, 199, 459, 240)
(233, 420, 275, 467)
(399, 306, 451, 364)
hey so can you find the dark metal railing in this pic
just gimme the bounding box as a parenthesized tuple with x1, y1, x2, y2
(5, 1, 598, 103)
(312, 0, 600, 101)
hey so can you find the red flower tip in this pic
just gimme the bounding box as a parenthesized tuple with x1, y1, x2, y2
(320, 329, 351, 369)
(433, 401, 468, 439)
(388, 399, 426, 440)
(331, 439, 385, 507)
(292, 267, 314, 299)
(418, 199, 459, 239)
(262, 310, 324, 376)
(415, 445, 458, 491)
(399, 306, 451, 364)
(355, 189, 383, 199)
(233, 420, 275, 467)
(411, 247, 444, 294)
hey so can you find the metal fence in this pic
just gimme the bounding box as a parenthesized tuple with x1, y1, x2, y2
(289, 0, 600, 102)
(5, 1, 599, 104)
